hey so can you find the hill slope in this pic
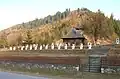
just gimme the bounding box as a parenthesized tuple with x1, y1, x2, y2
(0, 8, 120, 47)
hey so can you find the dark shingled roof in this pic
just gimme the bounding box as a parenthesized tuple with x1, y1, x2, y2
(62, 28, 85, 39)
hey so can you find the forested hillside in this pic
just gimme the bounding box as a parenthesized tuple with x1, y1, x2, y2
(0, 8, 120, 47)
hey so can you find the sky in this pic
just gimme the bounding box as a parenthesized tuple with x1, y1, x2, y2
(0, 0, 120, 30)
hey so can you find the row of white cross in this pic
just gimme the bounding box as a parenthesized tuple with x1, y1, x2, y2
(9, 43, 92, 51)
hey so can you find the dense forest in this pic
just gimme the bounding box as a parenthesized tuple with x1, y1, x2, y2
(0, 8, 120, 47)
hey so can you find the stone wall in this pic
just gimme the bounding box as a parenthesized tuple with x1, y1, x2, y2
(100, 48, 120, 73)
(0, 60, 80, 74)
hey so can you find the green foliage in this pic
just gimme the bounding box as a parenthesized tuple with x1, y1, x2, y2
(80, 10, 116, 44)
(12, 9, 70, 30)
(109, 14, 120, 37)
(0, 39, 7, 48)
(24, 30, 33, 44)
(6, 33, 23, 46)
(77, 8, 80, 13)
(0, 31, 8, 47)
(17, 33, 23, 45)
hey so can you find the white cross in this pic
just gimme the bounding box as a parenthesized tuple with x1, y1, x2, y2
(17, 46, 20, 49)
(56, 43, 59, 47)
(21, 46, 24, 50)
(72, 44, 75, 49)
(51, 43, 54, 49)
(64, 44, 67, 49)
(80, 43, 83, 49)
(33, 44, 36, 48)
(40, 45, 42, 50)
(88, 43, 92, 49)
(45, 44, 48, 49)
(9, 47, 12, 50)
(34, 46, 38, 50)
(13, 47, 16, 50)
(25, 45, 29, 50)
(58, 44, 61, 49)
(30, 45, 32, 50)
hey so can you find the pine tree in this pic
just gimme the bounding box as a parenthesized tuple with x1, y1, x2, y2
(25, 30, 33, 44)
(110, 14, 120, 37)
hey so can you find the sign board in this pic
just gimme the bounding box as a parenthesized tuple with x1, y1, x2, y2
(116, 38, 119, 44)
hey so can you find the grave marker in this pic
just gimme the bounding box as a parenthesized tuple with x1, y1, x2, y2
(30, 45, 32, 50)
(17, 46, 20, 50)
(88, 42, 92, 49)
(45, 44, 48, 49)
(21, 46, 24, 50)
(72, 44, 75, 49)
(80, 43, 83, 49)
(34, 45, 38, 50)
(13, 47, 16, 50)
(25, 45, 29, 50)
(58, 44, 61, 49)
(51, 43, 54, 49)
(40, 45, 42, 50)
(33, 44, 36, 47)
(9, 47, 12, 50)
(64, 44, 67, 49)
